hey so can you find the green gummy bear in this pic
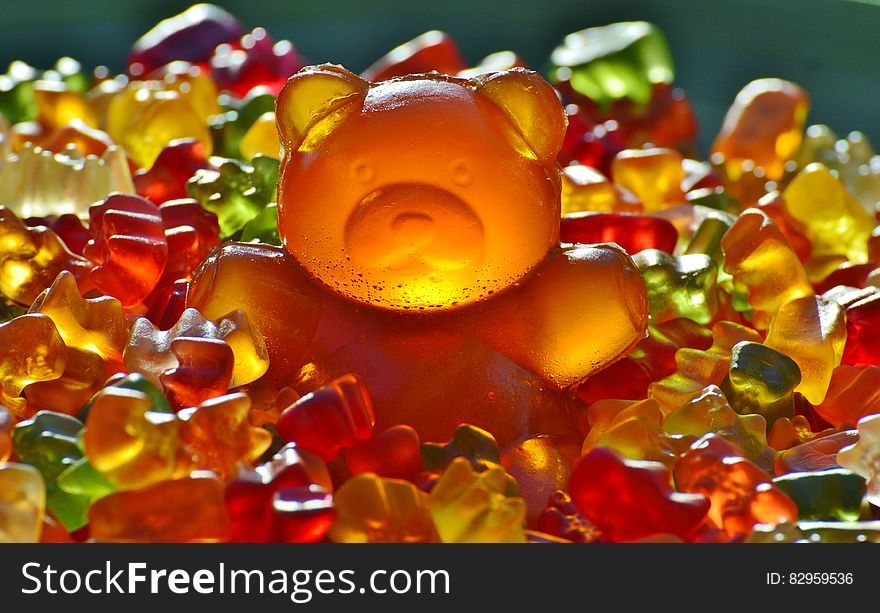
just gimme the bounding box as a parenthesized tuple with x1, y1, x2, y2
(549, 21, 674, 107)
(720, 341, 801, 426)
(773, 469, 866, 522)
(633, 249, 718, 325)
(12, 411, 94, 531)
(187, 154, 279, 238)
(0, 61, 39, 123)
(422, 424, 501, 473)
(240, 202, 280, 245)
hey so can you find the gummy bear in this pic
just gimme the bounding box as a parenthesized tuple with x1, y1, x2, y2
(837, 414, 880, 506)
(190, 65, 648, 447)
(29, 271, 127, 374)
(12, 411, 100, 530)
(549, 21, 674, 107)
(211, 27, 303, 97)
(84, 386, 179, 490)
(569, 447, 709, 542)
(89, 473, 231, 542)
(83, 193, 169, 307)
(711, 78, 808, 182)
(664, 384, 774, 472)
(362, 31, 466, 82)
(764, 295, 845, 404)
(674, 434, 798, 536)
(649, 320, 761, 414)
(783, 163, 873, 269)
(427, 457, 527, 543)
(127, 4, 243, 76)
(124, 307, 269, 392)
(186, 155, 279, 238)
(633, 249, 717, 324)
(133, 139, 211, 204)
(0, 462, 45, 542)
(720, 207, 813, 327)
(0, 314, 67, 417)
(611, 148, 684, 212)
(773, 469, 865, 521)
(720, 341, 801, 426)
(814, 365, 880, 428)
(106, 77, 214, 168)
(582, 397, 688, 468)
(536, 490, 599, 543)
(842, 291, 880, 368)
(775, 430, 859, 475)
(276, 374, 375, 461)
(328, 473, 439, 543)
(559, 165, 640, 214)
(0, 144, 134, 219)
(559, 212, 678, 255)
(225, 443, 332, 543)
(178, 392, 272, 479)
(0, 207, 92, 306)
(500, 434, 580, 525)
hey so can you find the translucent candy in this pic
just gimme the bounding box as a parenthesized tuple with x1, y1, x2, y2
(711, 78, 808, 182)
(275, 65, 566, 310)
(0, 207, 92, 306)
(125, 307, 269, 390)
(328, 473, 438, 543)
(837, 414, 880, 506)
(0, 144, 133, 219)
(427, 457, 527, 543)
(0, 462, 45, 543)
(89, 473, 231, 543)
(549, 21, 674, 107)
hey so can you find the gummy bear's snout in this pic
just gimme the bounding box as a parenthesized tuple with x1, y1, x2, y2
(344, 183, 485, 275)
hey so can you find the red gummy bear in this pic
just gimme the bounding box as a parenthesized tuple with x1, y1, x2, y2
(362, 31, 466, 82)
(225, 443, 333, 543)
(559, 212, 678, 254)
(134, 139, 212, 205)
(569, 447, 709, 542)
(84, 193, 169, 307)
(277, 374, 376, 461)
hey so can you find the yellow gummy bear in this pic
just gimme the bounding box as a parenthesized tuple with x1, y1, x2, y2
(783, 163, 874, 267)
(240, 112, 280, 160)
(427, 457, 526, 543)
(0, 462, 45, 543)
(611, 148, 684, 212)
(764, 295, 845, 404)
(328, 473, 439, 543)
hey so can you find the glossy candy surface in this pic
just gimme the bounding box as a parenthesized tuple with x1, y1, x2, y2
(1, 7, 879, 543)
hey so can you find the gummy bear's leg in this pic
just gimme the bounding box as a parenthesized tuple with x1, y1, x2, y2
(189, 243, 321, 386)
(469, 243, 649, 390)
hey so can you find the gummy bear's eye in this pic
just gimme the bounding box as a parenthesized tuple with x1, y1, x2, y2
(450, 159, 472, 186)
(351, 161, 375, 184)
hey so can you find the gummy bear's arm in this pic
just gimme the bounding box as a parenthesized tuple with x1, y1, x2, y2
(469, 243, 649, 390)
(188, 242, 322, 386)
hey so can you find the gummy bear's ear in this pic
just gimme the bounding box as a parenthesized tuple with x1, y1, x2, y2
(474, 68, 567, 164)
(276, 64, 369, 149)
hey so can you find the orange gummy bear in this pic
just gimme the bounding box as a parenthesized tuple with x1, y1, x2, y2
(190, 65, 648, 447)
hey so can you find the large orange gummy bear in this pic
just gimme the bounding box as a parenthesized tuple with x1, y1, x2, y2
(189, 65, 648, 447)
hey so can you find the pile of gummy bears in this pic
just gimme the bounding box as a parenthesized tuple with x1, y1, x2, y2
(1, 4, 880, 544)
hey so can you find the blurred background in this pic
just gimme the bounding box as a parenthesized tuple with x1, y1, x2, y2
(0, 0, 877, 152)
